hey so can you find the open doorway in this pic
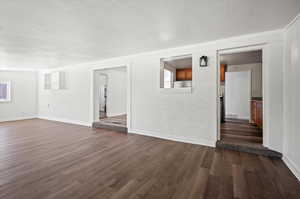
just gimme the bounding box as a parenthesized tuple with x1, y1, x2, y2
(93, 66, 127, 132)
(218, 49, 263, 149)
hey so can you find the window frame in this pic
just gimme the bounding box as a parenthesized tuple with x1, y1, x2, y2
(0, 81, 11, 102)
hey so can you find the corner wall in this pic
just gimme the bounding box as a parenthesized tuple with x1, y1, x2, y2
(283, 15, 300, 180)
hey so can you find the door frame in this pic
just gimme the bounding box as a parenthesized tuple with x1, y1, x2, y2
(91, 64, 132, 130)
(216, 44, 268, 147)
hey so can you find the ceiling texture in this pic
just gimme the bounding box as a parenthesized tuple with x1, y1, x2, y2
(0, 0, 299, 69)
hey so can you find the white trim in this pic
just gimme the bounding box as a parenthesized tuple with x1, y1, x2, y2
(91, 64, 132, 130)
(0, 116, 37, 123)
(38, 116, 91, 127)
(0, 67, 38, 72)
(216, 44, 269, 147)
(283, 155, 300, 181)
(159, 87, 192, 93)
(129, 129, 216, 147)
(161, 54, 192, 62)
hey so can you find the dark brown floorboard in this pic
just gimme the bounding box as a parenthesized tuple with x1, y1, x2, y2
(221, 119, 263, 147)
(0, 119, 299, 199)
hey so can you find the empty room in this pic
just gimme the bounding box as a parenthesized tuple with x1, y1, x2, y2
(0, 1, 300, 199)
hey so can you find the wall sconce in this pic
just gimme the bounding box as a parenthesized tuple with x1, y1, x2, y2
(199, 56, 208, 67)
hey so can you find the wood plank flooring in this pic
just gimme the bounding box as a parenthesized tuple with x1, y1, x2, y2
(0, 119, 299, 199)
(221, 119, 263, 148)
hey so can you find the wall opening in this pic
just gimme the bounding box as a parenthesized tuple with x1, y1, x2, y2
(218, 49, 264, 149)
(93, 66, 128, 132)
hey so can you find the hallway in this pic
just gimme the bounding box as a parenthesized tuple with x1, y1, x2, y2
(221, 119, 263, 148)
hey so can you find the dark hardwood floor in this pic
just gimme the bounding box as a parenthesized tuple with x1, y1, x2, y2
(0, 119, 299, 199)
(221, 119, 263, 148)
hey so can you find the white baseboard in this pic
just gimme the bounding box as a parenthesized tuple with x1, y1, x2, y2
(0, 116, 37, 123)
(38, 116, 91, 127)
(283, 155, 300, 181)
(129, 128, 216, 147)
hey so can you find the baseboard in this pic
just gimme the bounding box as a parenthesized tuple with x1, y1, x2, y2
(283, 155, 300, 181)
(0, 116, 37, 123)
(38, 116, 91, 127)
(129, 128, 216, 147)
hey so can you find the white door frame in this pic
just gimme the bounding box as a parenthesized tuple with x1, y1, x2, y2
(91, 64, 132, 130)
(216, 44, 269, 147)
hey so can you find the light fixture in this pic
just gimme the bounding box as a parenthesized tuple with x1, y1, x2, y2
(199, 56, 208, 67)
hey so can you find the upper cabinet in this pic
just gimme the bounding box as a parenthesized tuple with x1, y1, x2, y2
(176, 68, 192, 81)
(220, 64, 226, 82)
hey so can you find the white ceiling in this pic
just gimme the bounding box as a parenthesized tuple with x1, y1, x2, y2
(220, 50, 262, 65)
(0, 0, 299, 69)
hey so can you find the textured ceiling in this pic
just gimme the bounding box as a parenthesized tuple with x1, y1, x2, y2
(0, 0, 299, 69)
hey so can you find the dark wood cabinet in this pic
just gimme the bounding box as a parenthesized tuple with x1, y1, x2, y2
(176, 68, 192, 81)
(251, 100, 263, 128)
(256, 101, 263, 128)
(220, 64, 226, 82)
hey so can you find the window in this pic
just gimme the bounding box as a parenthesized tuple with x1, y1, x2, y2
(0, 81, 11, 102)
(164, 69, 173, 88)
(160, 54, 193, 89)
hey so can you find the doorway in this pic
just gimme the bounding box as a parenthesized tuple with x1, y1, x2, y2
(218, 49, 263, 149)
(93, 66, 128, 132)
(99, 73, 108, 119)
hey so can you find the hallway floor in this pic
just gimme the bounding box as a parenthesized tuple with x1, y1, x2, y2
(93, 114, 127, 133)
(99, 114, 127, 127)
(221, 119, 263, 148)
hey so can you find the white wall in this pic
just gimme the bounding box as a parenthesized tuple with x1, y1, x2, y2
(38, 67, 91, 126)
(283, 15, 300, 180)
(37, 30, 284, 150)
(225, 71, 251, 120)
(0, 70, 37, 122)
(227, 63, 262, 98)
